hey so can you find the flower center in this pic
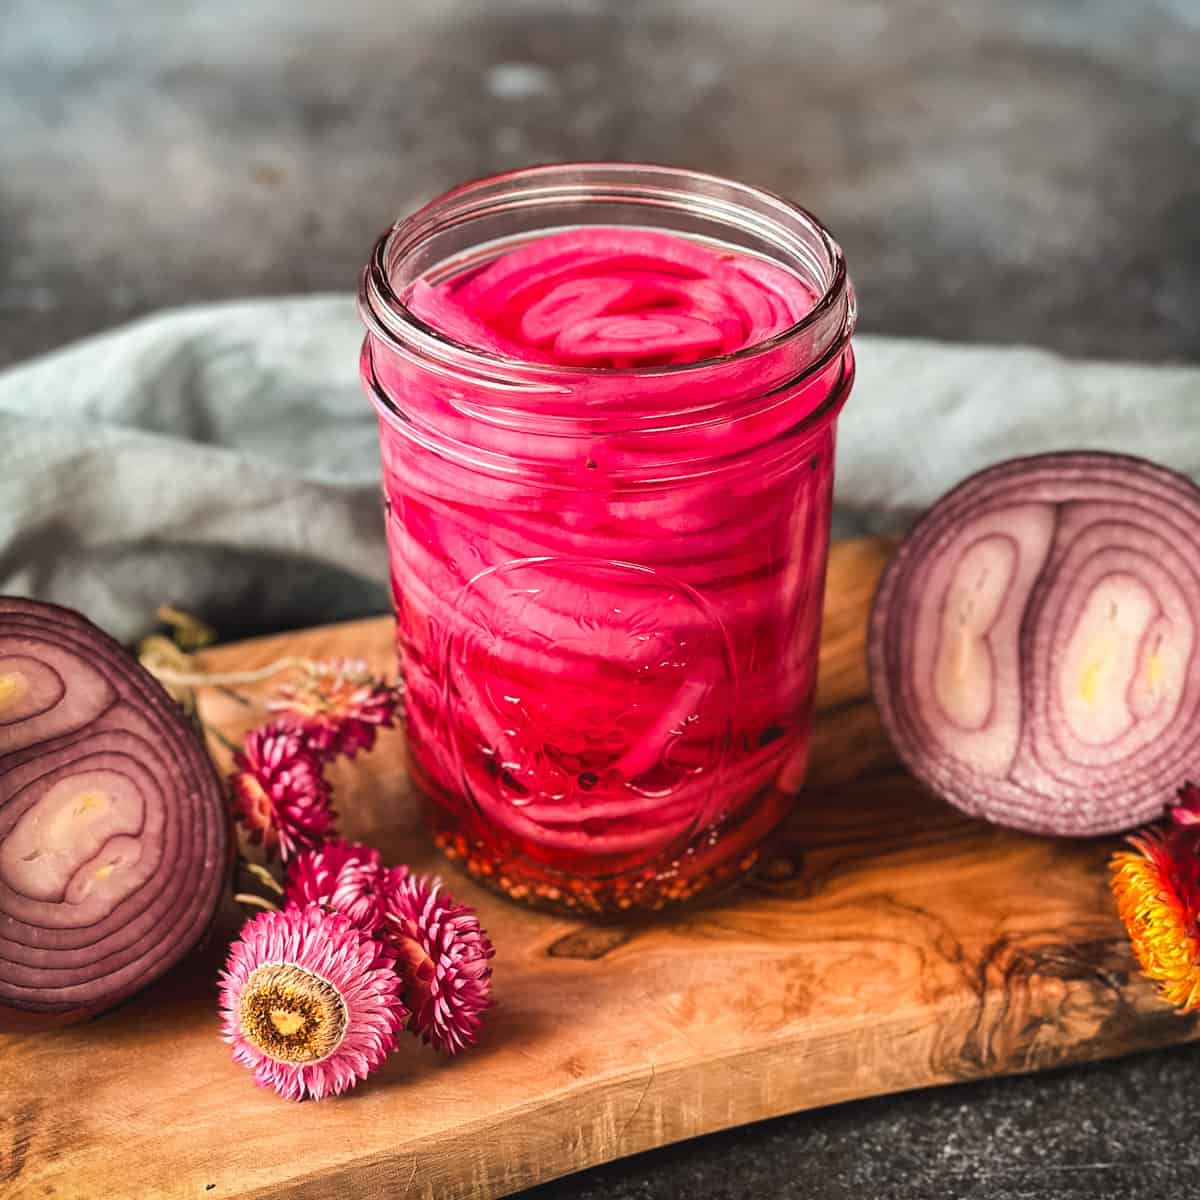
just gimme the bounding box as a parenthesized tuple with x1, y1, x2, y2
(269, 1008, 307, 1036)
(388, 926, 437, 1019)
(239, 963, 348, 1064)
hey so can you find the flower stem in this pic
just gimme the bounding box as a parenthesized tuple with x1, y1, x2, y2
(206, 726, 242, 755)
(147, 656, 312, 688)
(243, 861, 286, 896)
(233, 892, 281, 913)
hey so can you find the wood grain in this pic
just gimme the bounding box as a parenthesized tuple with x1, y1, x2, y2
(3, 538, 1196, 1200)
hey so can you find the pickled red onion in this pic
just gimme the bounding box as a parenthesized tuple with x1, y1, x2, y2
(408, 227, 810, 368)
(374, 225, 846, 881)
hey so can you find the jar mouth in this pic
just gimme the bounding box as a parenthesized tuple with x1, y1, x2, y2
(361, 319, 855, 486)
(358, 162, 854, 382)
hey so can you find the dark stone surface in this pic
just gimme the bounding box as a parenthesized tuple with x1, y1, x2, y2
(3, 2, 1199, 1197)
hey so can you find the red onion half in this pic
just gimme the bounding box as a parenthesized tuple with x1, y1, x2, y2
(0, 597, 229, 1023)
(868, 452, 1200, 836)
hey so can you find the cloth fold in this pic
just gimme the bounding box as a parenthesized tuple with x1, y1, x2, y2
(1, 295, 1196, 641)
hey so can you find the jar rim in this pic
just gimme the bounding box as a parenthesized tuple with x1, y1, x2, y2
(358, 162, 854, 382)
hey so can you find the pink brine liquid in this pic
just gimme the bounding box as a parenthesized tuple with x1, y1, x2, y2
(363, 223, 853, 913)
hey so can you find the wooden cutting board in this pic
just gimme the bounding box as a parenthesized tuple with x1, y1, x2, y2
(3, 538, 1197, 1200)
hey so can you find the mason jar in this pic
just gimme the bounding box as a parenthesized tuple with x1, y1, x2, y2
(359, 163, 855, 915)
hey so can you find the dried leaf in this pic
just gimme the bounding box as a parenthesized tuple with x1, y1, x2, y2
(138, 633, 198, 715)
(157, 604, 217, 651)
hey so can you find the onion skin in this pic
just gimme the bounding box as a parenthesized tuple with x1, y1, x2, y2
(868, 451, 1200, 837)
(0, 598, 229, 1026)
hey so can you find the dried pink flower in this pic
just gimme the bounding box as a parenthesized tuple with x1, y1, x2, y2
(285, 838, 388, 933)
(229, 720, 334, 861)
(1170, 781, 1200, 828)
(383, 872, 494, 1055)
(219, 905, 407, 1101)
(269, 658, 400, 761)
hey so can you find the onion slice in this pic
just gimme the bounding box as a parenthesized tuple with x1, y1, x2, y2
(409, 226, 815, 369)
(867, 451, 1200, 836)
(0, 597, 229, 1023)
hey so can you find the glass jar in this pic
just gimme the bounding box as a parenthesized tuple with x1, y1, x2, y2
(359, 164, 855, 915)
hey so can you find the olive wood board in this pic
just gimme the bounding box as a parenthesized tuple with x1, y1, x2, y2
(3, 537, 1196, 1200)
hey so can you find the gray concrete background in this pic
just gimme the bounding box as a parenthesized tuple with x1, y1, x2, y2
(3, 0, 1199, 370)
(4, 2, 1200, 1197)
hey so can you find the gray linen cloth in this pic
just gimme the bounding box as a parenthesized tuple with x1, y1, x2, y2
(1, 295, 1197, 642)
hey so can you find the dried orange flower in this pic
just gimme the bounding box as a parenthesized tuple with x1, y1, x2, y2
(1111, 827, 1200, 1013)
